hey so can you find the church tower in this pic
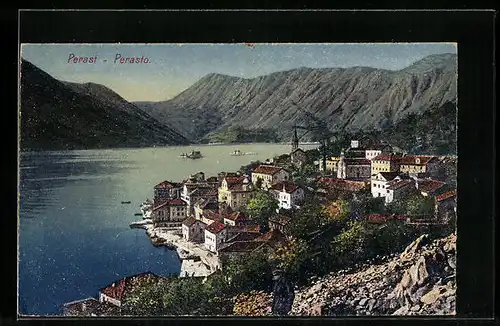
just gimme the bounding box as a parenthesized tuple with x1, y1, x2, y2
(291, 127, 299, 152)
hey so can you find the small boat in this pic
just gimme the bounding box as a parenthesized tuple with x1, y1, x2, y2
(121, 201, 131, 204)
(230, 149, 244, 156)
(179, 153, 188, 157)
(134, 213, 143, 216)
(245, 152, 257, 155)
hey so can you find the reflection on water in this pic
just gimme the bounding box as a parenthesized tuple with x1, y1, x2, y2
(18, 143, 317, 315)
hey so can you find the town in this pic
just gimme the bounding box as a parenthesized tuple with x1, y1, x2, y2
(62, 130, 457, 316)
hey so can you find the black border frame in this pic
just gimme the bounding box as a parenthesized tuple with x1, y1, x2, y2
(2, 8, 496, 326)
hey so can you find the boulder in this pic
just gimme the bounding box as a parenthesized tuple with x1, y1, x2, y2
(420, 285, 448, 305)
(400, 234, 429, 262)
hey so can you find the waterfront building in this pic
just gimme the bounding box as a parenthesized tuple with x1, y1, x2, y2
(218, 176, 255, 210)
(153, 181, 183, 206)
(182, 216, 207, 243)
(251, 165, 291, 189)
(204, 221, 228, 252)
(269, 182, 305, 210)
(371, 153, 403, 176)
(181, 183, 218, 215)
(371, 171, 402, 199)
(151, 199, 188, 227)
(98, 272, 160, 308)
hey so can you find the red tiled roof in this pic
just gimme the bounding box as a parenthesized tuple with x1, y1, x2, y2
(226, 232, 261, 243)
(252, 165, 283, 175)
(205, 221, 226, 234)
(417, 179, 446, 193)
(182, 216, 198, 227)
(228, 224, 261, 234)
(386, 179, 415, 191)
(155, 180, 182, 189)
(203, 211, 224, 222)
(270, 182, 300, 193)
(372, 153, 403, 161)
(436, 189, 457, 202)
(255, 229, 287, 244)
(400, 155, 437, 166)
(218, 241, 264, 253)
(152, 199, 187, 211)
(225, 176, 246, 185)
(224, 211, 247, 222)
(100, 272, 159, 301)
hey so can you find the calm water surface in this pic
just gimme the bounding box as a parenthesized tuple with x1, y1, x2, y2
(18, 143, 317, 315)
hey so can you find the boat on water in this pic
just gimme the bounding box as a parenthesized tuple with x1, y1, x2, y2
(121, 201, 131, 204)
(230, 150, 257, 156)
(230, 149, 244, 156)
(181, 150, 203, 159)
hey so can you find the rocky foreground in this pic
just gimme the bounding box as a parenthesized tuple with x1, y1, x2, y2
(232, 232, 456, 316)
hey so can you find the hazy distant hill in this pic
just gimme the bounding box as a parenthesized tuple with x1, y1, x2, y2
(20, 60, 189, 150)
(136, 53, 457, 153)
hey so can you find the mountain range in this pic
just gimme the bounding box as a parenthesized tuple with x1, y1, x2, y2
(20, 60, 189, 150)
(20, 53, 457, 153)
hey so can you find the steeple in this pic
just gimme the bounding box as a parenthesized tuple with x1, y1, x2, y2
(291, 127, 299, 152)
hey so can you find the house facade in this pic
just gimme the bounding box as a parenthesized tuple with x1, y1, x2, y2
(151, 199, 188, 227)
(223, 211, 248, 227)
(182, 217, 207, 243)
(251, 165, 291, 189)
(204, 221, 228, 252)
(337, 157, 372, 180)
(371, 171, 401, 199)
(218, 176, 255, 210)
(193, 198, 219, 220)
(399, 155, 440, 175)
(153, 181, 183, 205)
(371, 153, 403, 176)
(319, 156, 341, 173)
(364, 144, 393, 160)
(268, 214, 292, 235)
(270, 182, 305, 210)
(181, 183, 218, 215)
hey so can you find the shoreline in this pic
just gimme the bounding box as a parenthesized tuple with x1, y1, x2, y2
(131, 220, 217, 278)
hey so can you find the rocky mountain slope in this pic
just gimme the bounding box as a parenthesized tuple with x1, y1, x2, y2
(231, 233, 456, 316)
(20, 60, 189, 150)
(137, 53, 457, 147)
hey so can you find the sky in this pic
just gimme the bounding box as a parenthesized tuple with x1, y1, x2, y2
(21, 43, 457, 102)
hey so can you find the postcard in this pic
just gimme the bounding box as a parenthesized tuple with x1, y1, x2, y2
(18, 43, 457, 317)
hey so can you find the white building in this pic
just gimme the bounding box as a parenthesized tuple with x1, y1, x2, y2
(182, 216, 207, 243)
(270, 182, 305, 210)
(251, 165, 291, 189)
(364, 144, 393, 160)
(371, 172, 401, 199)
(204, 221, 227, 252)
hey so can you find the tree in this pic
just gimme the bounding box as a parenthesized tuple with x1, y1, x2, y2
(255, 177, 263, 190)
(387, 194, 435, 217)
(269, 238, 310, 281)
(331, 221, 370, 266)
(286, 201, 327, 240)
(247, 191, 278, 231)
(224, 253, 273, 293)
(121, 277, 170, 316)
(322, 199, 350, 225)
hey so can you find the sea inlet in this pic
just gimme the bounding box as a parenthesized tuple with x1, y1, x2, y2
(18, 143, 318, 315)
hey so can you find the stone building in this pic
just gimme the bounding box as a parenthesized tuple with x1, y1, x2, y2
(151, 199, 188, 227)
(251, 165, 291, 189)
(218, 175, 255, 210)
